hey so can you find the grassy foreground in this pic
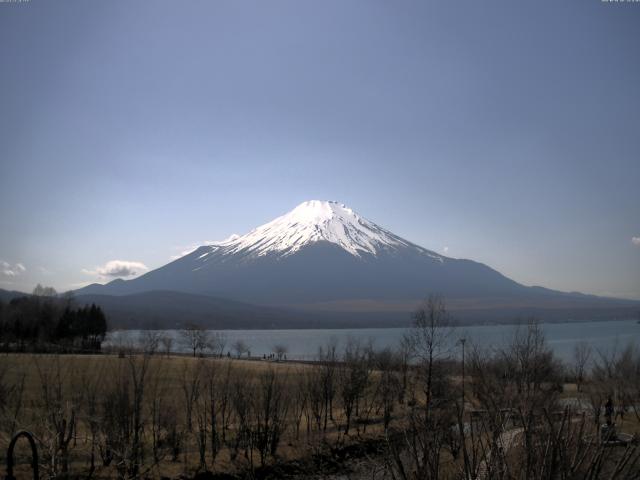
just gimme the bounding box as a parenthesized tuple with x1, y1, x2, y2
(0, 352, 406, 479)
(2, 316, 640, 480)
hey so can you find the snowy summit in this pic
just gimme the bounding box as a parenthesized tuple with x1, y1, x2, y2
(201, 200, 441, 259)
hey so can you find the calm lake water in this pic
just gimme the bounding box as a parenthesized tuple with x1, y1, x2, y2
(106, 319, 640, 363)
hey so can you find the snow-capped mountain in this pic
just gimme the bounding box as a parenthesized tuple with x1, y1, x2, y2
(197, 200, 442, 260)
(76, 200, 637, 323)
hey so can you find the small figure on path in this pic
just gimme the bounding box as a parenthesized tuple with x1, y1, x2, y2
(605, 397, 614, 425)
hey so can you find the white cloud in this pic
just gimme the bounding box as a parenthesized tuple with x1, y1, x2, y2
(632, 237, 640, 246)
(83, 260, 148, 278)
(443, 246, 449, 253)
(1, 261, 26, 277)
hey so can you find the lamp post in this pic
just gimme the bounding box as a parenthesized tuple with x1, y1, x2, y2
(459, 337, 466, 411)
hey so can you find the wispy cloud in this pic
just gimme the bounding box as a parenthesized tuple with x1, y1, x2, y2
(170, 234, 240, 260)
(66, 281, 96, 289)
(632, 236, 640, 247)
(83, 260, 148, 278)
(1, 261, 26, 277)
(443, 246, 449, 254)
(38, 266, 53, 275)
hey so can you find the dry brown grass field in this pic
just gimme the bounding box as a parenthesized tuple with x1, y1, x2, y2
(0, 352, 411, 479)
(2, 319, 640, 480)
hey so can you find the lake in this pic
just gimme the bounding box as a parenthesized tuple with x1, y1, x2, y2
(106, 319, 640, 363)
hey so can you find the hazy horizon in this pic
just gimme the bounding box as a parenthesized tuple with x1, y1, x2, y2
(1, 0, 639, 300)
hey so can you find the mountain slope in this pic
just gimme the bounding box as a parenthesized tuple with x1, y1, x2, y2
(75, 201, 639, 321)
(75, 291, 302, 329)
(0, 288, 29, 303)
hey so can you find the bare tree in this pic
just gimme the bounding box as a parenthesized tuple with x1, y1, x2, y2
(77, 359, 105, 477)
(217, 361, 235, 445)
(33, 356, 76, 478)
(505, 321, 561, 412)
(160, 402, 182, 462)
(126, 354, 150, 478)
(590, 343, 638, 426)
(461, 333, 639, 480)
(208, 332, 227, 357)
(194, 382, 209, 471)
(230, 371, 253, 464)
(147, 360, 169, 465)
(338, 338, 371, 435)
(397, 335, 412, 404)
(317, 338, 338, 432)
(33, 283, 58, 297)
(140, 330, 162, 355)
(0, 359, 25, 439)
(289, 368, 308, 440)
(385, 296, 458, 480)
(272, 344, 288, 361)
(252, 368, 290, 466)
(181, 324, 211, 357)
(203, 359, 222, 468)
(406, 294, 454, 415)
(96, 353, 152, 478)
(373, 348, 401, 433)
(181, 359, 204, 432)
(572, 340, 592, 393)
(305, 368, 324, 434)
(232, 339, 250, 359)
(160, 334, 173, 357)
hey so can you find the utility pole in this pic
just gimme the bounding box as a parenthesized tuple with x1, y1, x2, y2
(459, 337, 466, 411)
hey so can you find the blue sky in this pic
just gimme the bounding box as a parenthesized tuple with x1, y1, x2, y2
(0, 0, 639, 299)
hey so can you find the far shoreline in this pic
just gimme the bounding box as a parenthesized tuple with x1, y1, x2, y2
(107, 316, 639, 332)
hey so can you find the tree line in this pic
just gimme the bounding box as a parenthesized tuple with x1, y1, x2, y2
(0, 285, 107, 352)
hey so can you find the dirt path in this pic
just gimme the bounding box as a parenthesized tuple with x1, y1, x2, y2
(476, 427, 524, 479)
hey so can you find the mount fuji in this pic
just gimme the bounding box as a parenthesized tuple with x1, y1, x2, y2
(75, 201, 638, 326)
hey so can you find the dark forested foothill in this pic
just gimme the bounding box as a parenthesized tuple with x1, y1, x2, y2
(0, 285, 107, 352)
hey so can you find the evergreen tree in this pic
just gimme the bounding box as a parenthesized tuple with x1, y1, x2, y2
(0, 289, 108, 352)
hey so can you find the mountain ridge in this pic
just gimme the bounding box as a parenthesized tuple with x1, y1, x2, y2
(73, 200, 639, 324)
